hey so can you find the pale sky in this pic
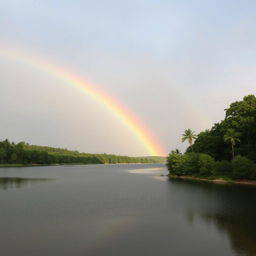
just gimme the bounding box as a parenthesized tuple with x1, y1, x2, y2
(0, 0, 256, 156)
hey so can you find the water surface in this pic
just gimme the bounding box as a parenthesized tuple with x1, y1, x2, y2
(0, 164, 255, 256)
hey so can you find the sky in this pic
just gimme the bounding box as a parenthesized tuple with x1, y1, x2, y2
(0, 0, 256, 156)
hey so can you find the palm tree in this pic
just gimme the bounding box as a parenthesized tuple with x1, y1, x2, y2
(182, 129, 197, 151)
(224, 129, 240, 159)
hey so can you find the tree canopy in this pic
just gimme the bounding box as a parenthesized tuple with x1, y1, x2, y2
(192, 95, 256, 161)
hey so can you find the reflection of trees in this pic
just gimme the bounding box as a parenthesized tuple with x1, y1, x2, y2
(169, 179, 256, 256)
(0, 177, 53, 190)
(200, 213, 256, 256)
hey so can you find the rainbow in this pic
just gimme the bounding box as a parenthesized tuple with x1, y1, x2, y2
(0, 46, 167, 156)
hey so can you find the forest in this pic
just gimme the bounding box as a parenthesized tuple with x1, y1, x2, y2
(167, 95, 256, 180)
(0, 140, 165, 166)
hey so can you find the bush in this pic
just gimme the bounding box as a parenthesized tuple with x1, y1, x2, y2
(167, 153, 186, 176)
(167, 152, 215, 177)
(198, 154, 215, 176)
(250, 164, 256, 180)
(232, 156, 254, 179)
(182, 153, 200, 175)
(167, 151, 256, 180)
(214, 160, 233, 177)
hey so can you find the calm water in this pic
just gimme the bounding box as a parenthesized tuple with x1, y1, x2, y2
(0, 164, 256, 256)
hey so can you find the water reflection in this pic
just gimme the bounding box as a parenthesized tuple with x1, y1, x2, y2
(128, 168, 164, 174)
(0, 177, 53, 190)
(169, 179, 256, 256)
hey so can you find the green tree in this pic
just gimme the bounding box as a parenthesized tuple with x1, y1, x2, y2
(10, 153, 17, 163)
(182, 129, 197, 151)
(224, 129, 240, 159)
(191, 128, 227, 160)
(0, 148, 6, 163)
(225, 95, 256, 157)
(191, 95, 256, 161)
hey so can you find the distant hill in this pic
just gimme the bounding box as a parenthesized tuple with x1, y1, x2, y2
(0, 139, 166, 166)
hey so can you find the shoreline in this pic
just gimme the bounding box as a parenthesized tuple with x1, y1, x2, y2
(168, 174, 256, 186)
(0, 163, 101, 168)
(0, 163, 164, 168)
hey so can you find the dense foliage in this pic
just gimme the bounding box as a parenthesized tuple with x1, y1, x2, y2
(167, 152, 256, 180)
(191, 95, 256, 161)
(0, 140, 165, 166)
(167, 95, 256, 180)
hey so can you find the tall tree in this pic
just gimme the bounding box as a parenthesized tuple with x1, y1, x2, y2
(224, 129, 240, 159)
(225, 95, 256, 155)
(182, 129, 197, 151)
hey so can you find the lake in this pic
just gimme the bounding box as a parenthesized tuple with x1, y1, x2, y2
(0, 164, 255, 256)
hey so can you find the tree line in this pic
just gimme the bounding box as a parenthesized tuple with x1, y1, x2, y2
(167, 95, 256, 180)
(0, 140, 165, 165)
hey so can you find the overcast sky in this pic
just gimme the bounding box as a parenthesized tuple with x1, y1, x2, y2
(0, 0, 255, 156)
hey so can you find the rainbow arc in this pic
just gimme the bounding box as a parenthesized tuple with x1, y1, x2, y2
(0, 46, 166, 156)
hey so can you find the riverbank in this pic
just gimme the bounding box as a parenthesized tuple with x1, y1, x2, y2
(0, 163, 103, 168)
(0, 163, 61, 168)
(0, 162, 165, 168)
(168, 174, 256, 186)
